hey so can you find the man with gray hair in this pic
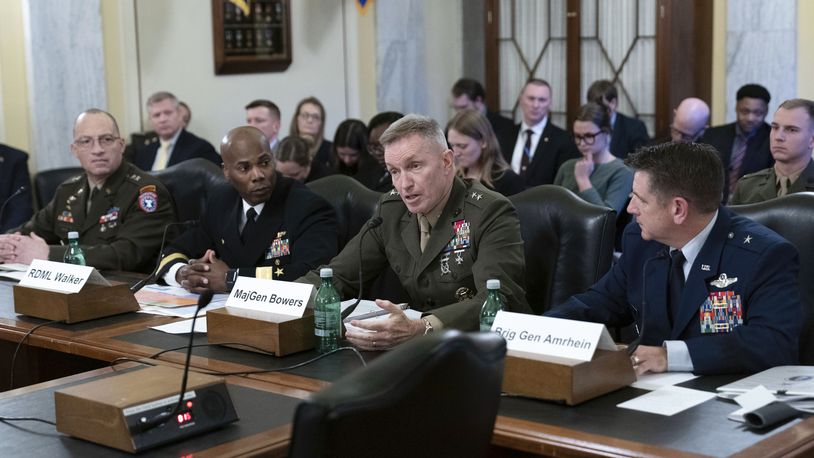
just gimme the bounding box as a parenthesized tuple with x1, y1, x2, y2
(131, 91, 220, 171)
(298, 114, 530, 351)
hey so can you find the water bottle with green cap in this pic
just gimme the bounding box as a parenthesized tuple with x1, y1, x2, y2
(63, 231, 86, 266)
(314, 267, 341, 353)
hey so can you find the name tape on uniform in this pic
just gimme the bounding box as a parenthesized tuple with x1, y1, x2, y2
(20, 259, 98, 294)
(226, 277, 312, 317)
(491, 311, 616, 362)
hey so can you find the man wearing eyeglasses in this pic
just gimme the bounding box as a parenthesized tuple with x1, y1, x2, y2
(0, 109, 175, 273)
(669, 98, 710, 143)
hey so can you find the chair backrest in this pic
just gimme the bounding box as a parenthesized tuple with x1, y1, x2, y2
(33, 167, 84, 210)
(149, 158, 227, 222)
(730, 192, 814, 364)
(509, 185, 617, 314)
(288, 331, 506, 458)
(307, 174, 381, 250)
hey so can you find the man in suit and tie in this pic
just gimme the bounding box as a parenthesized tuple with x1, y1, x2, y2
(130, 91, 221, 171)
(158, 126, 338, 292)
(732, 98, 814, 204)
(245, 99, 282, 151)
(547, 142, 801, 375)
(505, 79, 579, 188)
(701, 84, 774, 203)
(450, 78, 515, 158)
(586, 79, 650, 158)
(0, 143, 33, 233)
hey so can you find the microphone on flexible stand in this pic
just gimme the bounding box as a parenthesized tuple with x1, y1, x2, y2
(340, 216, 383, 321)
(0, 186, 26, 228)
(132, 290, 214, 434)
(130, 220, 199, 293)
(627, 249, 668, 355)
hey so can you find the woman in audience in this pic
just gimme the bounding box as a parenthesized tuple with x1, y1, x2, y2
(554, 102, 633, 213)
(446, 109, 525, 196)
(331, 119, 369, 175)
(275, 136, 331, 183)
(289, 96, 332, 168)
(354, 111, 404, 192)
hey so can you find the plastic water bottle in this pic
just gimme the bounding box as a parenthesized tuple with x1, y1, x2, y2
(63, 231, 86, 266)
(315, 267, 341, 353)
(479, 279, 505, 332)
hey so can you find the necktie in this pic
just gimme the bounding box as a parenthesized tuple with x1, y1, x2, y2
(778, 177, 791, 197)
(241, 207, 258, 243)
(728, 140, 747, 199)
(153, 140, 171, 171)
(520, 129, 533, 177)
(418, 214, 430, 253)
(86, 187, 98, 213)
(668, 250, 686, 324)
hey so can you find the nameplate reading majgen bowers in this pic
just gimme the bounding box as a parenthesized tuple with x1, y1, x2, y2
(20, 259, 109, 294)
(226, 277, 313, 317)
(490, 311, 616, 362)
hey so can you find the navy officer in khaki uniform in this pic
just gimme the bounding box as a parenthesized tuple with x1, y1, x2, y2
(0, 109, 175, 272)
(158, 126, 337, 293)
(299, 114, 530, 351)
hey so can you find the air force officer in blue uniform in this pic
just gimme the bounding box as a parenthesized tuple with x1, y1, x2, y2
(547, 142, 802, 375)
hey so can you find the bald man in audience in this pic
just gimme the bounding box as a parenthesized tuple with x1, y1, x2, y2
(732, 98, 814, 204)
(669, 98, 710, 143)
(158, 126, 338, 292)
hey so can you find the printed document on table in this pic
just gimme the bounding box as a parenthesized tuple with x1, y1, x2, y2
(151, 318, 207, 334)
(617, 385, 715, 416)
(631, 372, 699, 391)
(717, 366, 814, 396)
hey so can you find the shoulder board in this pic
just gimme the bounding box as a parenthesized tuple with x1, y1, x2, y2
(739, 168, 773, 180)
(464, 180, 501, 208)
(381, 188, 402, 203)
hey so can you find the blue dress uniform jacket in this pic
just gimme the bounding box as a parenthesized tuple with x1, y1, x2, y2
(158, 174, 338, 282)
(0, 144, 34, 232)
(16, 162, 176, 273)
(300, 177, 530, 330)
(547, 207, 802, 374)
(131, 129, 221, 171)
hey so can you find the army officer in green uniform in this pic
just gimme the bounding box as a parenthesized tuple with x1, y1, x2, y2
(0, 109, 175, 273)
(299, 114, 530, 351)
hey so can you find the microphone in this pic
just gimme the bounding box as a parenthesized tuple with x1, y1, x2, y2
(628, 249, 668, 355)
(130, 220, 198, 293)
(0, 186, 26, 228)
(340, 216, 383, 321)
(133, 290, 213, 434)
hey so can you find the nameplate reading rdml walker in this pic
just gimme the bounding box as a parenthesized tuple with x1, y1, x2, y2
(226, 277, 312, 317)
(491, 311, 616, 362)
(20, 259, 108, 294)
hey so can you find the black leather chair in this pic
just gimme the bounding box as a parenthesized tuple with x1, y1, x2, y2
(149, 158, 227, 222)
(730, 192, 814, 364)
(33, 167, 84, 210)
(288, 331, 506, 458)
(307, 174, 381, 250)
(510, 185, 617, 314)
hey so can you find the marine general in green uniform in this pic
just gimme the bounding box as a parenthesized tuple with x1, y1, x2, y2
(298, 114, 530, 351)
(0, 109, 175, 272)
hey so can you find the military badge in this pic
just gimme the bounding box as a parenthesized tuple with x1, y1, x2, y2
(699, 291, 743, 334)
(265, 237, 290, 259)
(138, 190, 158, 213)
(57, 211, 74, 223)
(710, 273, 737, 288)
(455, 287, 474, 302)
(99, 207, 120, 224)
(444, 219, 471, 252)
(440, 253, 451, 276)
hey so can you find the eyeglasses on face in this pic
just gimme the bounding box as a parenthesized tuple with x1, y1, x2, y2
(73, 135, 120, 150)
(670, 125, 703, 142)
(573, 131, 603, 145)
(298, 112, 322, 122)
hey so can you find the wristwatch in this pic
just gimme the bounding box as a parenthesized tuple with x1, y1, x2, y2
(225, 268, 239, 291)
(422, 318, 434, 335)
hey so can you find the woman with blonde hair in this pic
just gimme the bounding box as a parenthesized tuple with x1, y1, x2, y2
(554, 102, 632, 213)
(446, 109, 525, 196)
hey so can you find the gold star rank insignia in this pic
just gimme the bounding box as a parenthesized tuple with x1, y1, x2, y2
(275, 267, 284, 277)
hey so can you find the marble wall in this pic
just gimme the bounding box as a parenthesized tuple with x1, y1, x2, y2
(25, 0, 107, 171)
(725, 0, 795, 121)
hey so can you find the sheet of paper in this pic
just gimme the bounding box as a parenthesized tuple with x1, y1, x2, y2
(617, 385, 715, 416)
(728, 385, 778, 422)
(631, 372, 699, 391)
(151, 318, 207, 334)
(0, 263, 29, 272)
(717, 366, 814, 395)
(0, 271, 26, 281)
(135, 284, 199, 308)
(138, 293, 228, 318)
